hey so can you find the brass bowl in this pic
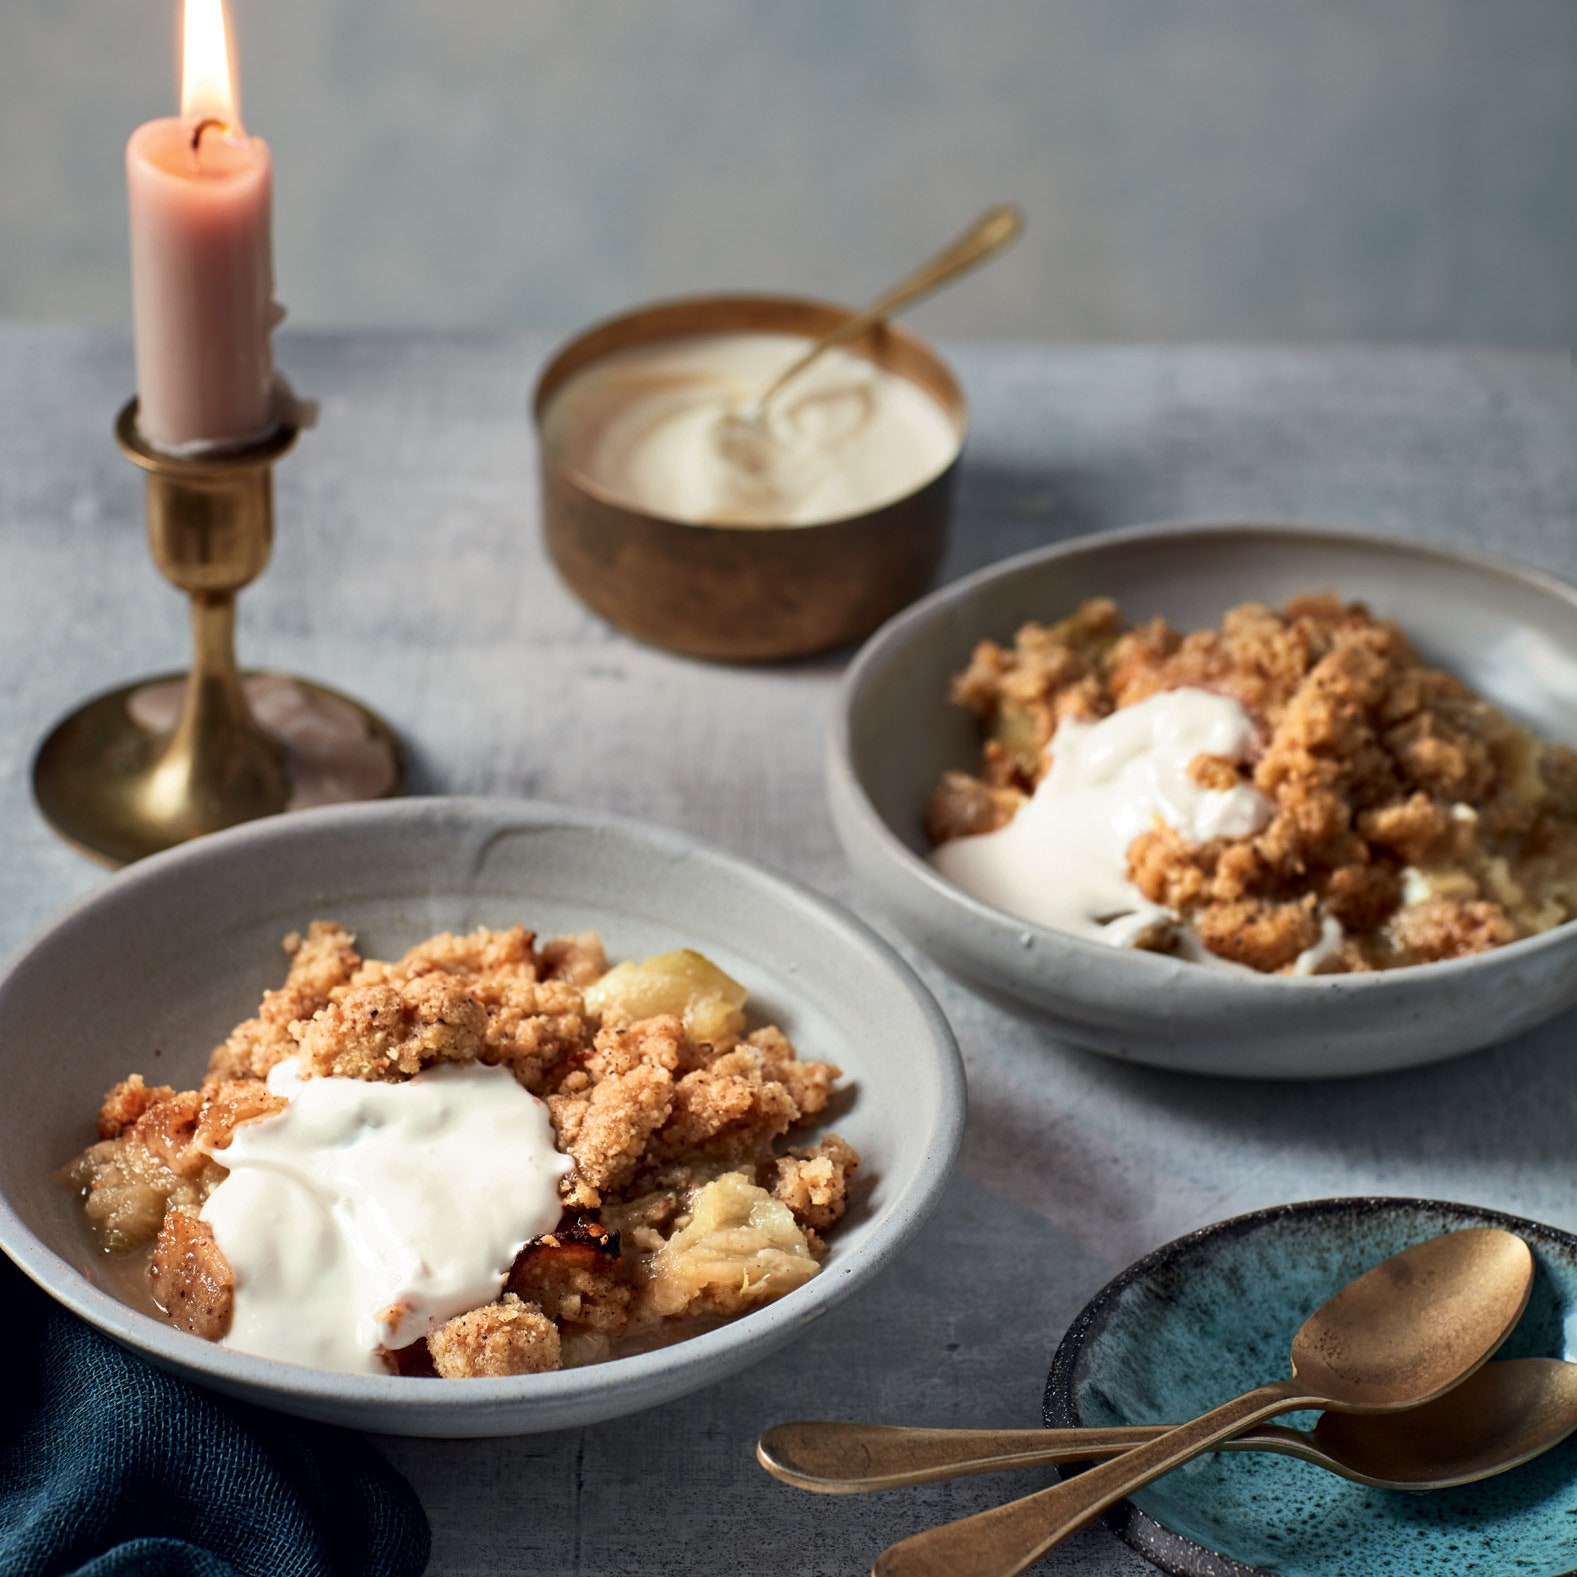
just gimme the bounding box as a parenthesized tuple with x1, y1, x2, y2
(531, 294, 966, 662)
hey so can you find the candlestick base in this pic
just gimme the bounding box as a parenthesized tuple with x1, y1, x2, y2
(33, 671, 405, 867)
(31, 400, 406, 867)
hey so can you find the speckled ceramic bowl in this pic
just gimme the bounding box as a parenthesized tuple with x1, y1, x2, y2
(1045, 1197, 1577, 1577)
(827, 522, 1577, 1078)
(0, 798, 964, 1437)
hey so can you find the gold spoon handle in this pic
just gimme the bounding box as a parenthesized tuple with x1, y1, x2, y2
(758, 1419, 1308, 1494)
(753, 203, 1023, 413)
(759, 1422, 1170, 1493)
(873, 1379, 1311, 1577)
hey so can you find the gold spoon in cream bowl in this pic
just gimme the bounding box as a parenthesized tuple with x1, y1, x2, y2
(871, 1227, 1535, 1577)
(713, 203, 1022, 471)
(759, 1357, 1577, 1494)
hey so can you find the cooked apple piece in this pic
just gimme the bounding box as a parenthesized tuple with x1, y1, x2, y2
(989, 698, 1043, 778)
(149, 1207, 234, 1339)
(584, 949, 747, 1046)
(644, 1171, 819, 1319)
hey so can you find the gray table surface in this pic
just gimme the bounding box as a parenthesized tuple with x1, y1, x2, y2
(2, 324, 1574, 1576)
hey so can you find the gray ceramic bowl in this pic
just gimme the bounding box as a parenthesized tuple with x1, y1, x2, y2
(827, 522, 1577, 1079)
(0, 798, 964, 1437)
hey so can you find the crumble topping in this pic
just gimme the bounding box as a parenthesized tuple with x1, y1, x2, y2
(63, 925, 860, 1376)
(928, 595, 1577, 972)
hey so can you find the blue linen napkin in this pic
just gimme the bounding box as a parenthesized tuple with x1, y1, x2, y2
(0, 1252, 430, 1577)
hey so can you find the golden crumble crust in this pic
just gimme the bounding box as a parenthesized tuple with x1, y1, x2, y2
(1388, 896, 1519, 963)
(549, 1061, 676, 1203)
(426, 1293, 561, 1378)
(205, 921, 363, 1084)
(97, 1074, 177, 1140)
(773, 1134, 860, 1232)
(348, 924, 538, 990)
(293, 977, 487, 1079)
(506, 1221, 633, 1335)
(538, 931, 610, 986)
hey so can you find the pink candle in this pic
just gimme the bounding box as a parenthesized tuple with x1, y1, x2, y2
(127, 0, 278, 452)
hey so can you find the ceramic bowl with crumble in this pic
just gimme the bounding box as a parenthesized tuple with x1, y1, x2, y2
(829, 522, 1577, 1078)
(0, 799, 963, 1436)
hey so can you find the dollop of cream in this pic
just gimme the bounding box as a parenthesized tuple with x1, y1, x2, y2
(933, 688, 1272, 952)
(200, 1059, 572, 1374)
(1289, 915, 1346, 975)
(540, 332, 959, 527)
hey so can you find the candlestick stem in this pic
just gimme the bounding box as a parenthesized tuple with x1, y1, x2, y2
(137, 592, 290, 833)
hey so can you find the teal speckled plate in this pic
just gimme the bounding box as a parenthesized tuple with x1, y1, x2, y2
(1045, 1199, 1577, 1577)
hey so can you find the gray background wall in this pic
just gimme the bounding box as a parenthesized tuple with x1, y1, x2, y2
(4, 0, 1575, 342)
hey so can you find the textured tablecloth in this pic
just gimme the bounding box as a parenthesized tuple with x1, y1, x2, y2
(1, 325, 1573, 1575)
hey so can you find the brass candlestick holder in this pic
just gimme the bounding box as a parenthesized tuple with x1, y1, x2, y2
(32, 400, 405, 866)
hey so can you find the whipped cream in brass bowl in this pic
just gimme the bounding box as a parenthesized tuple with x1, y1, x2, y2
(532, 295, 965, 663)
(541, 332, 959, 530)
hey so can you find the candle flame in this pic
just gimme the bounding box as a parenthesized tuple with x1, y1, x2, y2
(181, 0, 241, 130)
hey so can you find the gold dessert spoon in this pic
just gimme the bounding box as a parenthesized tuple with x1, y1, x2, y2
(716, 202, 1022, 454)
(871, 1227, 1534, 1577)
(759, 1356, 1577, 1494)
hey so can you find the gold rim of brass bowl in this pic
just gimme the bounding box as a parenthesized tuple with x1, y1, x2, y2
(531, 294, 968, 664)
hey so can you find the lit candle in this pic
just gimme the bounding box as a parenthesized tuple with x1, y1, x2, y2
(126, 0, 278, 452)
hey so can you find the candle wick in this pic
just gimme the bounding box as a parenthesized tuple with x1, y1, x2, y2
(189, 117, 231, 156)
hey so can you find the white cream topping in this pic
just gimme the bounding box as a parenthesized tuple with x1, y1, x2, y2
(1289, 915, 1346, 976)
(540, 332, 960, 527)
(200, 1059, 572, 1375)
(1400, 866, 1436, 907)
(933, 688, 1273, 954)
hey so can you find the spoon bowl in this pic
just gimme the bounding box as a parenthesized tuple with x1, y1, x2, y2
(1307, 1356, 1577, 1488)
(1287, 1226, 1534, 1408)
